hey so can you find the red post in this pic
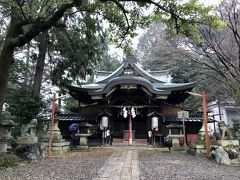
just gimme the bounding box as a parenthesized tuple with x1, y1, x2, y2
(202, 91, 210, 156)
(128, 108, 132, 145)
(48, 93, 56, 158)
(128, 113, 130, 143)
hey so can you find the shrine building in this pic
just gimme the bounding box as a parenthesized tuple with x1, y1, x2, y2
(58, 56, 203, 146)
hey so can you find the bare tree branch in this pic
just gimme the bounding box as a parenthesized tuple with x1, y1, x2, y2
(10, 0, 79, 47)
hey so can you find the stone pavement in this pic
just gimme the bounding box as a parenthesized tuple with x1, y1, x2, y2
(94, 148, 140, 180)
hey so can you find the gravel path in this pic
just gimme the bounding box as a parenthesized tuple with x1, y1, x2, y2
(139, 150, 240, 180)
(1, 148, 240, 180)
(0, 149, 113, 180)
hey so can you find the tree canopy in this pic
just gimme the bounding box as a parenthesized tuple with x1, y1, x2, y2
(0, 0, 223, 115)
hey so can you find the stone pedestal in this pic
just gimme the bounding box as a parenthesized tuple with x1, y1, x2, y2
(41, 118, 70, 156)
(168, 135, 184, 149)
(16, 135, 40, 160)
(75, 133, 91, 146)
(217, 139, 239, 147)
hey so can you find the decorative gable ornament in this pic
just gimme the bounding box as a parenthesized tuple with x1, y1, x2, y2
(123, 68, 134, 75)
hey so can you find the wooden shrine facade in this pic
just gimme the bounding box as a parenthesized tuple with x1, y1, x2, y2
(59, 57, 203, 145)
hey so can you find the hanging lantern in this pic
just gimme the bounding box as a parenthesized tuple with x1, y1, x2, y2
(151, 116, 158, 130)
(101, 116, 108, 128)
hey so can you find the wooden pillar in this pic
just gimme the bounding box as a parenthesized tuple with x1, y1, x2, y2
(202, 91, 210, 156)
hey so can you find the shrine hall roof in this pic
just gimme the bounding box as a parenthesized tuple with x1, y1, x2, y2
(67, 60, 195, 104)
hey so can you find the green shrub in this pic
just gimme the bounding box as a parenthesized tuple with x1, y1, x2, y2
(0, 153, 22, 170)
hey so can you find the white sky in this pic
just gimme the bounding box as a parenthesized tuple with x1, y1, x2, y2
(109, 0, 221, 58)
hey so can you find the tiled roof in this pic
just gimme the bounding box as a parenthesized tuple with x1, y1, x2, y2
(58, 114, 97, 122)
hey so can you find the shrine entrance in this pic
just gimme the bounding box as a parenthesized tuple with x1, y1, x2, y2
(111, 107, 148, 140)
(105, 85, 153, 142)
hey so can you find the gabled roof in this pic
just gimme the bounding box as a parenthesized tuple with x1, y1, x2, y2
(96, 61, 165, 84)
(67, 59, 195, 104)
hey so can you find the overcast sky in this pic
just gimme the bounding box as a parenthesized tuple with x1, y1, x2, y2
(109, 0, 221, 59)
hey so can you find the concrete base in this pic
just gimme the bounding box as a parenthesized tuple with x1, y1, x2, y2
(217, 140, 239, 146)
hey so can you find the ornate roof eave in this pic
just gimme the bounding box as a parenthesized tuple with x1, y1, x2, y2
(88, 76, 172, 96)
(154, 82, 196, 91)
(67, 79, 196, 96)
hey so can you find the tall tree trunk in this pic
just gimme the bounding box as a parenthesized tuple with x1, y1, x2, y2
(0, 45, 14, 113)
(32, 31, 49, 98)
(0, 22, 17, 114)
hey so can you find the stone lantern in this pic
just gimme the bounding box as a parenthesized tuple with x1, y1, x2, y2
(0, 111, 16, 153)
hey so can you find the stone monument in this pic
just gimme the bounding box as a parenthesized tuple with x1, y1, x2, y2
(217, 121, 239, 146)
(0, 111, 16, 152)
(16, 119, 40, 160)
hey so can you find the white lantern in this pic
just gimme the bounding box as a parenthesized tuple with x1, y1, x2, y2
(151, 116, 158, 130)
(101, 116, 108, 128)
